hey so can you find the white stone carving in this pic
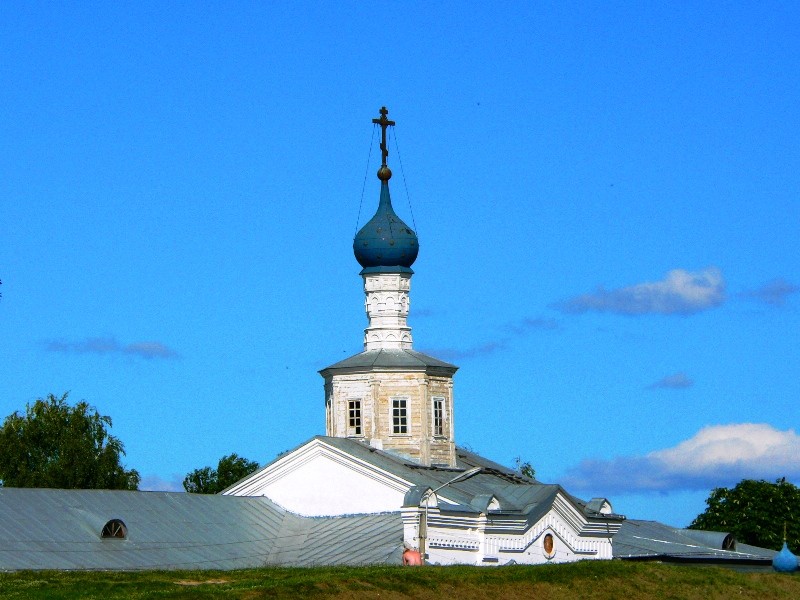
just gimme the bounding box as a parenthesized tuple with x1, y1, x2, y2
(363, 272, 413, 350)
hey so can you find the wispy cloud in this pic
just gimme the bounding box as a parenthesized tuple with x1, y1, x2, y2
(553, 267, 725, 316)
(647, 372, 694, 390)
(424, 315, 560, 361)
(139, 474, 185, 492)
(422, 341, 506, 361)
(560, 423, 800, 493)
(505, 317, 561, 334)
(740, 278, 799, 307)
(124, 341, 178, 359)
(46, 336, 179, 359)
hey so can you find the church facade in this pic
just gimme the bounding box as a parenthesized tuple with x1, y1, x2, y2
(224, 107, 625, 565)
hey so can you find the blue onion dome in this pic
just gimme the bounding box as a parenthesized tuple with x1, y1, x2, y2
(353, 175, 419, 269)
(773, 541, 798, 572)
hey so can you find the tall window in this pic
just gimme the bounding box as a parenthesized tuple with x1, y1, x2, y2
(432, 397, 445, 436)
(348, 400, 362, 436)
(392, 398, 408, 434)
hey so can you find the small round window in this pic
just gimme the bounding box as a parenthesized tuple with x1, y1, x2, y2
(543, 533, 555, 558)
(101, 519, 127, 539)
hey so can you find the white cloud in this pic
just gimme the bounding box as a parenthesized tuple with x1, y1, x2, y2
(139, 474, 185, 492)
(560, 423, 800, 493)
(554, 267, 725, 315)
(647, 372, 693, 390)
(652, 423, 800, 472)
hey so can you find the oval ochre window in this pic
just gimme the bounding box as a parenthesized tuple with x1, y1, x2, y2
(101, 519, 127, 539)
(543, 533, 554, 556)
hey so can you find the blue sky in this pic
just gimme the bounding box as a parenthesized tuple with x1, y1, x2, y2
(1, 2, 798, 527)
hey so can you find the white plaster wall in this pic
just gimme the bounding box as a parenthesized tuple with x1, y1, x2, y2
(258, 454, 406, 516)
(224, 441, 411, 517)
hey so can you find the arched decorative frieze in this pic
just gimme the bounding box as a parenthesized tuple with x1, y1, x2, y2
(362, 272, 414, 350)
(484, 511, 600, 556)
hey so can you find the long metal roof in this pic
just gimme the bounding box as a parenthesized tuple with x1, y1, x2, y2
(613, 519, 776, 564)
(0, 488, 402, 571)
(2, 445, 773, 570)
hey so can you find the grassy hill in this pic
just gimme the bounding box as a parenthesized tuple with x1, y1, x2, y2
(1, 560, 798, 599)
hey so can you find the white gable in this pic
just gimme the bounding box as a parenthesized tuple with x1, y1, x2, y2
(224, 439, 412, 517)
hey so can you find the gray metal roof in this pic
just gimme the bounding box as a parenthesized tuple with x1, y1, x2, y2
(1, 458, 776, 569)
(299, 437, 622, 530)
(0, 488, 402, 571)
(319, 349, 457, 376)
(613, 519, 776, 563)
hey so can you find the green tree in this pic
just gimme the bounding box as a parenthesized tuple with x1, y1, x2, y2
(0, 392, 140, 489)
(183, 453, 259, 494)
(513, 456, 536, 480)
(689, 478, 799, 552)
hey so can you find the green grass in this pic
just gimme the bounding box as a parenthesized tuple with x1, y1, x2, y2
(0, 561, 798, 599)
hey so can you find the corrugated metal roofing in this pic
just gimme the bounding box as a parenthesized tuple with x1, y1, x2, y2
(613, 519, 775, 563)
(1, 463, 774, 569)
(0, 488, 402, 571)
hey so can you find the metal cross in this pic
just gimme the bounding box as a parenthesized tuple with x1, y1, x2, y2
(372, 106, 395, 166)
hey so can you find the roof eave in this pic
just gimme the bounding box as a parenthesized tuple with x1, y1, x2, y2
(320, 364, 458, 378)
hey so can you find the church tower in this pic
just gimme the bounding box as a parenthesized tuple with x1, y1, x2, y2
(320, 107, 458, 467)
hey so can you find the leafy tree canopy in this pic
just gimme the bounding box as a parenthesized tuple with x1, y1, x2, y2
(183, 453, 260, 494)
(689, 478, 799, 552)
(0, 392, 140, 490)
(513, 456, 536, 480)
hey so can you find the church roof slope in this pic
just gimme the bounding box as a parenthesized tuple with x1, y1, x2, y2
(320, 349, 457, 375)
(0, 488, 403, 570)
(296, 436, 623, 526)
(613, 519, 776, 564)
